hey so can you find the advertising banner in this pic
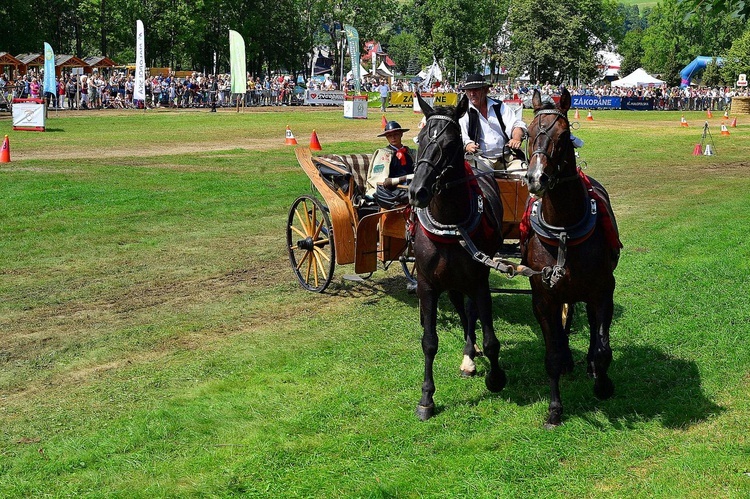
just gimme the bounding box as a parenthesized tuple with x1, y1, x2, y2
(304, 90, 345, 106)
(12, 98, 46, 131)
(229, 30, 247, 94)
(391, 92, 458, 107)
(621, 97, 655, 110)
(43, 42, 55, 96)
(571, 95, 621, 109)
(134, 20, 146, 101)
(343, 25, 361, 94)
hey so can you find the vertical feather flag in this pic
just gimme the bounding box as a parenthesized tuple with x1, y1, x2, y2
(229, 30, 247, 95)
(43, 42, 55, 97)
(343, 25, 360, 93)
(134, 20, 145, 101)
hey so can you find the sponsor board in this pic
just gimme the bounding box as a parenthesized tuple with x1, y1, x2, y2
(304, 90, 345, 106)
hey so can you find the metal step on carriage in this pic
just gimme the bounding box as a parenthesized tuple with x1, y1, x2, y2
(287, 146, 530, 293)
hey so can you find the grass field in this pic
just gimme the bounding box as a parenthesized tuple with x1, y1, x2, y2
(1, 106, 749, 497)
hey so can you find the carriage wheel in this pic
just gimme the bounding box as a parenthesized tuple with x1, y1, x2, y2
(287, 195, 335, 292)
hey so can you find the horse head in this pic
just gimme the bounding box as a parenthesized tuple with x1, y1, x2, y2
(526, 88, 577, 196)
(408, 92, 469, 208)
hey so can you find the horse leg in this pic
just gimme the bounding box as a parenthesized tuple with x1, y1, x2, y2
(448, 291, 477, 377)
(417, 287, 440, 421)
(586, 298, 614, 400)
(475, 285, 506, 393)
(533, 295, 566, 427)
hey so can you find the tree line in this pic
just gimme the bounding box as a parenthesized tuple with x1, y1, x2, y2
(1, 0, 747, 87)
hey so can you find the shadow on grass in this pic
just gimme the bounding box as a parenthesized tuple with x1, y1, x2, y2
(473, 341, 724, 429)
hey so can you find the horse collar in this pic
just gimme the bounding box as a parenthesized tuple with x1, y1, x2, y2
(416, 194, 483, 241)
(528, 184, 598, 246)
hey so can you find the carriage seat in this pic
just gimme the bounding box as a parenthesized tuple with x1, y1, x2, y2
(316, 154, 370, 197)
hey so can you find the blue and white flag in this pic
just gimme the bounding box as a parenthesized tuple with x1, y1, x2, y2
(43, 42, 55, 95)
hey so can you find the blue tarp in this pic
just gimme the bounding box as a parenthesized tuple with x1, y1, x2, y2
(680, 56, 724, 87)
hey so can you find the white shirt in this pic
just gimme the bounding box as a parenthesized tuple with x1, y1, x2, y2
(459, 97, 526, 160)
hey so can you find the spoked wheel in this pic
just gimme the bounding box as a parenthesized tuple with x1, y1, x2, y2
(287, 195, 335, 292)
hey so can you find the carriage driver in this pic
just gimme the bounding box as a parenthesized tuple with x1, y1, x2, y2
(459, 73, 528, 173)
(366, 121, 415, 208)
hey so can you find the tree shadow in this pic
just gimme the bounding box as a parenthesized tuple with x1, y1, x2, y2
(470, 341, 724, 429)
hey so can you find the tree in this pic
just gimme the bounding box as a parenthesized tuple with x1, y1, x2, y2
(505, 0, 622, 85)
(618, 29, 644, 76)
(720, 27, 750, 85)
(679, 0, 750, 22)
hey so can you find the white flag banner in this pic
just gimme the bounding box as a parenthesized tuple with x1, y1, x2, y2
(134, 20, 146, 101)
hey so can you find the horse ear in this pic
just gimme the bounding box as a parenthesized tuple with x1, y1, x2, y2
(416, 91, 433, 116)
(455, 93, 469, 119)
(532, 89, 543, 111)
(558, 88, 571, 114)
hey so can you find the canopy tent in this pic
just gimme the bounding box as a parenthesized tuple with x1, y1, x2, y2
(371, 61, 393, 78)
(610, 68, 665, 88)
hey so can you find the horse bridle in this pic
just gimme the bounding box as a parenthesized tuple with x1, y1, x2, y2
(415, 114, 464, 195)
(528, 109, 578, 190)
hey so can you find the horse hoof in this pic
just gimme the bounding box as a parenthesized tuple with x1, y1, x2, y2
(545, 407, 563, 428)
(416, 404, 435, 421)
(594, 377, 614, 400)
(460, 369, 476, 378)
(485, 369, 507, 392)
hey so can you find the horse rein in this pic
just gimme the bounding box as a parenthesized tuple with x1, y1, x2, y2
(528, 109, 578, 190)
(415, 114, 464, 194)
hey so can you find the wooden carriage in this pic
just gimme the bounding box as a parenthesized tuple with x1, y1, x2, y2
(287, 147, 529, 292)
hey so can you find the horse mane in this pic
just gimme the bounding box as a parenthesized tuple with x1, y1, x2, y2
(431, 104, 459, 118)
(537, 96, 557, 110)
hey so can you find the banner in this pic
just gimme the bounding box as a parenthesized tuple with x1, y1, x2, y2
(620, 97, 655, 110)
(304, 90, 345, 105)
(134, 20, 145, 101)
(390, 92, 458, 107)
(12, 98, 46, 131)
(43, 42, 55, 96)
(343, 25, 360, 93)
(229, 30, 247, 94)
(571, 95, 621, 109)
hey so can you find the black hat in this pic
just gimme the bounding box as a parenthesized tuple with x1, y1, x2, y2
(461, 73, 490, 90)
(378, 121, 410, 137)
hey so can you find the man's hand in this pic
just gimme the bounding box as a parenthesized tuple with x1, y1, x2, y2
(465, 141, 480, 154)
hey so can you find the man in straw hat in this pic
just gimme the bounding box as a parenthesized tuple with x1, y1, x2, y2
(366, 120, 415, 209)
(459, 73, 527, 172)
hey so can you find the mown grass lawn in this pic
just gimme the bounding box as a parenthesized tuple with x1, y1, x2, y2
(1, 107, 749, 497)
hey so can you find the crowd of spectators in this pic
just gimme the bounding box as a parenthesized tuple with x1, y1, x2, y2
(1, 68, 748, 112)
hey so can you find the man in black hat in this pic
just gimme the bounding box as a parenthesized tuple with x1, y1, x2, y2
(366, 120, 415, 208)
(459, 73, 527, 172)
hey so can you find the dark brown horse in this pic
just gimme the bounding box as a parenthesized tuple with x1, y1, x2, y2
(522, 88, 621, 427)
(408, 93, 507, 420)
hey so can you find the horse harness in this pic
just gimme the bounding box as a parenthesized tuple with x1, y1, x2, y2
(525, 108, 604, 288)
(413, 114, 532, 278)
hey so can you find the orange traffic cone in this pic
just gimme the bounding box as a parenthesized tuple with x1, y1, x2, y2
(680, 115, 689, 127)
(574, 109, 580, 120)
(723, 110, 729, 119)
(285, 125, 298, 145)
(730, 117, 737, 128)
(692, 143, 702, 156)
(0, 135, 9, 163)
(309, 129, 322, 151)
(586, 110, 593, 121)
(381, 114, 387, 130)
(706, 109, 713, 119)
(720, 124, 730, 136)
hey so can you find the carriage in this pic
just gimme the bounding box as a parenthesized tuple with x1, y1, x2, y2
(286, 146, 529, 292)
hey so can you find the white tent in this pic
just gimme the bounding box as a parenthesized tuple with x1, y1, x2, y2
(610, 68, 665, 88)
(371, 61, 393, 77)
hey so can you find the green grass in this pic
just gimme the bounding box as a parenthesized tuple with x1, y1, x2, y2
(1, 107, 749, 496)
